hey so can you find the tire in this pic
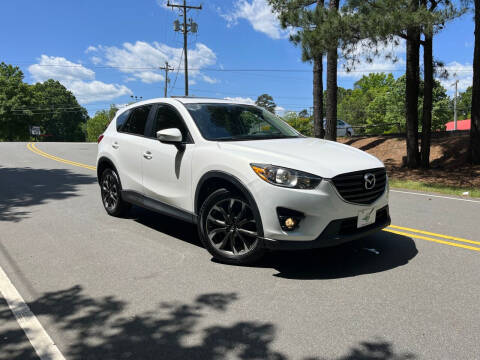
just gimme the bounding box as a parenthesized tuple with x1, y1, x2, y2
(198, 188, 265, 265)
(100, 168, 131, 217)
(346, 131, 352, 137)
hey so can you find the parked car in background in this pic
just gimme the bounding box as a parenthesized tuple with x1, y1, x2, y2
(323, 119, 354, 137)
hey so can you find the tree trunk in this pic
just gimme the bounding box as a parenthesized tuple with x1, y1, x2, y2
(405, 15, 421, 168)
(313, 56, 324, 138)
(325, 0, 339, 141)
(421, 34, 433, 168)
(470, 0, 480, 164)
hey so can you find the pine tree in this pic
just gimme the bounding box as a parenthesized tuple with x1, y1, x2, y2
(470, 0, 480, 163)
(344, 0, 463, 168)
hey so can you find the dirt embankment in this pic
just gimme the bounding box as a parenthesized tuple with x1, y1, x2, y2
(338, 136, 480, 188)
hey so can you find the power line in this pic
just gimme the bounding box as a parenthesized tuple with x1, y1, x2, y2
(11, 62, 474, 73)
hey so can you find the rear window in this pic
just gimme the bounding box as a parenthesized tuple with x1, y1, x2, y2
(116, 110, 131, 132)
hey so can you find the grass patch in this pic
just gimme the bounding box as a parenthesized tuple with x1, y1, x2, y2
(389, 179, 480, 198)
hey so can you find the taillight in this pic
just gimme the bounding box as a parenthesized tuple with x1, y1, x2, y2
(97, 134, 104, 143)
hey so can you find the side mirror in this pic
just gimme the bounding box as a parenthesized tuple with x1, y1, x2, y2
(156, 128, 185, 151)
(157, 128, 182, 143)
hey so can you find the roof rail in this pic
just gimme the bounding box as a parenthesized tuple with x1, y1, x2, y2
(171, 95, 221, 99)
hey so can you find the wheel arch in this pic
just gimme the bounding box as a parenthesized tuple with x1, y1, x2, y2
(194, 171, 263, 235)
(97, 156, 120, 186)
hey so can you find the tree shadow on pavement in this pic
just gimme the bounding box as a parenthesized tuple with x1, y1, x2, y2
(0, 166, 97, 222)
(0, 299, 39, 360)
(0, 285, 416, 360)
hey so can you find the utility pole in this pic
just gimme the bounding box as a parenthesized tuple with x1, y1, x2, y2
(453, 79, 459, 131)
(168, 0, 201, 96)
(160, 61, 174, 97)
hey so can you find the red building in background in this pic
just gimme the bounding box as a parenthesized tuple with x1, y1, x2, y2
(445, 119, 471, 131)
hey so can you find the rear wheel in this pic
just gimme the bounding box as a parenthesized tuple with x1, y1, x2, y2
(100, 168, 130, 217)
(198, 189, 265, 264)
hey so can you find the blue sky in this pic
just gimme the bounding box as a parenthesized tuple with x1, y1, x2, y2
(1, 0, 475, 115)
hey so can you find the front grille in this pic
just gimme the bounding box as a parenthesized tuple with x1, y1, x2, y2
(332, 167, 387, 205)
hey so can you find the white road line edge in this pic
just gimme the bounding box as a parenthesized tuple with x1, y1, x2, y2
(390, 189, 480, 203)
(0, 266, 65, 360)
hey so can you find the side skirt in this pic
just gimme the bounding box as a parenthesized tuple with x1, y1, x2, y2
(121, 190, 198, 224)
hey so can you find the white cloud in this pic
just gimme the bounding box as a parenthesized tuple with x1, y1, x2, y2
(67, 80, 132, 103)
(93, 41, 218, 85)
(91, 56, 102, 65)
(135, 71, 165, 84)
(202, 75, 219, 84)
(29, 55, 95, 82)
(85, 46, 98, 53)
(28, 55, 132, 104)
(438, 61, 473, 93)
(274, 105, 285, 116)
(222, 0, 289, 40)
(156, 0, 170, 10)
(224, 96, 256, 104)
(339, 38, 406, 79)
(339, 58, 405, 79)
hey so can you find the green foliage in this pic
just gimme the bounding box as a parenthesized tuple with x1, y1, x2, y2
(456, 86, 472, 120)
(86, 105, 118, 142)
(336, 73, 453, 134)
(31, 80, 87, 141)
(0, 62, 88, 141)
(298, 109, 309, 118)
(0, 63, 33, 140)
(255, 94, 277, 113)
(283, 111, 313, 136)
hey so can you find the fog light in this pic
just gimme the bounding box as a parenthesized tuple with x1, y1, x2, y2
(277, 207, 304, 231)
(285, 217, 296, 229)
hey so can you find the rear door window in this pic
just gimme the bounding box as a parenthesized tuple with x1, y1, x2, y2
(119, 105, 152, 136)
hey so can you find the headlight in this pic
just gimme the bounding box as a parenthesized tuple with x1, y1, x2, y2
(250, 164, 322, 189)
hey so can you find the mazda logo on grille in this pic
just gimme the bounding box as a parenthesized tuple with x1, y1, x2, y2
(364, 173, 376, 190)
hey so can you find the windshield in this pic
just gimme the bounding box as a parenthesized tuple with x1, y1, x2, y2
(184, 103, 301, 141)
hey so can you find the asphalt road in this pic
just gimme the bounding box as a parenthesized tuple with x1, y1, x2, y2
(1, 142, 479, 360)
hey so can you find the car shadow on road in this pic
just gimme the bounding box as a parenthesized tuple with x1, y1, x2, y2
(0, 166, 97, 222)
(128, 207, 417, 281)
(129, 206, 204, 249)
(257, 231, 417, 280)
(0, 285, 416, 360)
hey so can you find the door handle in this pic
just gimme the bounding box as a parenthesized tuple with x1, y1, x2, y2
(143, 151, 152, 160)
(112, 142, 119, 149)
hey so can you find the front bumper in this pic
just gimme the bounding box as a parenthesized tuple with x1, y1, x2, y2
(248, 176, 390, 248)
(261, 205, 390, 250)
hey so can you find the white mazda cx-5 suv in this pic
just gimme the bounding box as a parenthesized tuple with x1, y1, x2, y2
(97, 97, 390, 264)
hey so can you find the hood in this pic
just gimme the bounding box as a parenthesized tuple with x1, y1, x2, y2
(218, 137, 384, 179)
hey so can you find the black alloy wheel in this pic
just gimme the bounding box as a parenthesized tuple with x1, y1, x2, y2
(199, 189, 265, 264)
(100, 168, 130, 216)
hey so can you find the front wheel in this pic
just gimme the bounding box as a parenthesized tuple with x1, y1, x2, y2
(198, 189, 265, 264)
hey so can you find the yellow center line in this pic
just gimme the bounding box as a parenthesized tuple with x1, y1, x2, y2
(383, 229, 480, 252)
(27, 142, 97, 171)
(388, 225, 480, 246)
(26, 142, 478, 253)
